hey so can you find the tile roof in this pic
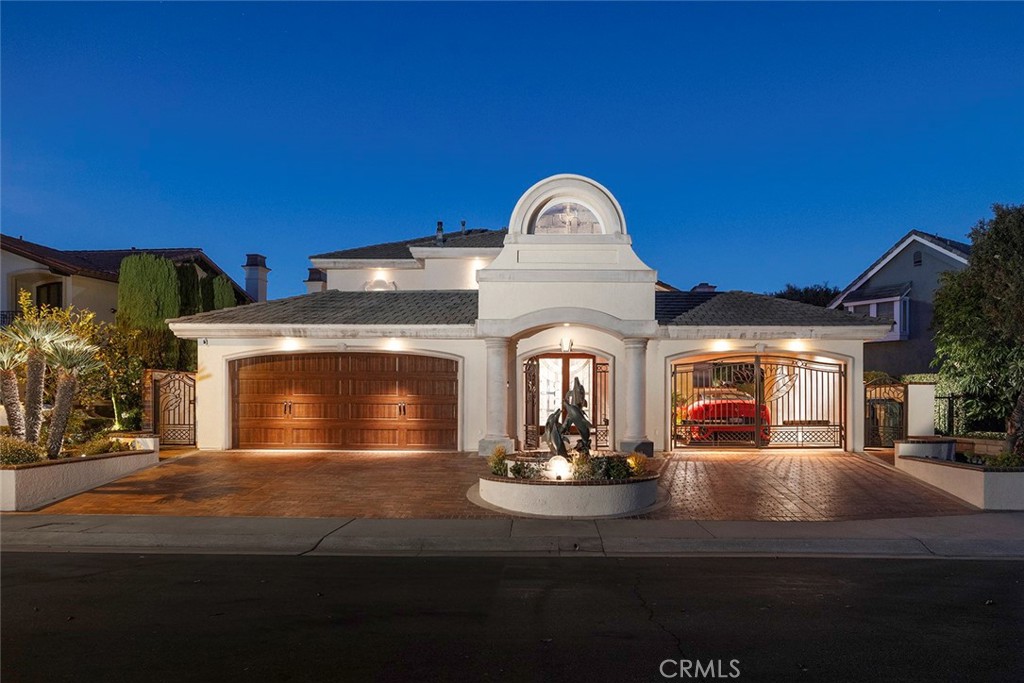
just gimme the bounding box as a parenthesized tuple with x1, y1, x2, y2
(0, 235, 251, 300)
(842, 281, 912, 304)
(658, 291, 879, 327)
(311, 228, 507, 260)
(174, 288, 880, 329)
(170, 289, 481, 326)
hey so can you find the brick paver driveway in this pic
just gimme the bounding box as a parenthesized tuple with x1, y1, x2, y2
(37, 449, 972, 520)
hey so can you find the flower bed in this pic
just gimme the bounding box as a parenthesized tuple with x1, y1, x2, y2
(0, 449, 158, 511)
(895, 455, 1024, 510)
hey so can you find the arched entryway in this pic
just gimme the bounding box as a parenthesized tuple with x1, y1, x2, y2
(670, 354, 846, 448)
(230, 352, 458, 450)
(522, 351, 610, 450)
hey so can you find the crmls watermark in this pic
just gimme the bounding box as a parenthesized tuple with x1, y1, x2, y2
(660, 659, 741, 679)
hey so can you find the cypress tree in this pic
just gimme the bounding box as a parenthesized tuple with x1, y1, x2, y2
(212, 275, 237, 310)
(176, 264, 200, 371)
(116, 254, 181, 369)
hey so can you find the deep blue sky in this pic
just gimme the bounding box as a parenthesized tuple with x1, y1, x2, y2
(3, 2, 1022, 300)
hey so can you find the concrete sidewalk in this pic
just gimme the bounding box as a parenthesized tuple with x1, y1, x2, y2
(3, 512, 1023, 558)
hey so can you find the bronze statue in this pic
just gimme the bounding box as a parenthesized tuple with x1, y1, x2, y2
(543, 376, 594, 456)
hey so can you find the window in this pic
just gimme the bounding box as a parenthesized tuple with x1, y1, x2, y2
(913, 250, 922, 267)
(531, 202, 602, 235)
(844, 297, 909, 341)
(35, 282, 62, 308)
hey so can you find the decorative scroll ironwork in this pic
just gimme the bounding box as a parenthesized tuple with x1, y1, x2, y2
(156, 372, 196, 445)
(864, 382, 906, 448)
(671, 355, 846, 449)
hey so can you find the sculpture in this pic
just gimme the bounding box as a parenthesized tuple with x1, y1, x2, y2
(543, 377, 594, 457)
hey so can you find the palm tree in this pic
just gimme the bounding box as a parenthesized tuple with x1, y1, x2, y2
(45, 339, 103, 458)
(2, 318, 75, 444)
(0, 339, 27, 440)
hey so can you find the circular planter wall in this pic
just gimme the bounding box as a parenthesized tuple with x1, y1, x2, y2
(477, 475, 660, 518)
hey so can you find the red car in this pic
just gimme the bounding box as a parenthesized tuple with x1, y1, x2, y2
(676, 388, 771, 442)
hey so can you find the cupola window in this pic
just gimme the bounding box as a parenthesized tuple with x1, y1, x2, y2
(530, 201, 602, 235)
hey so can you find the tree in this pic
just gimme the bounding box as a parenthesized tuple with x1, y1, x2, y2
(176, 264, 201, 371)
(94, 323, 145, 431)
(45, 340, 103, 458)
(0, 339, 27, 440)
(768, 282, 841, 308)
(211, 275, 237, 310)
(2, 312, 75, 444)
(933, 204, 1024, 458)
(116, 253, 181, 369)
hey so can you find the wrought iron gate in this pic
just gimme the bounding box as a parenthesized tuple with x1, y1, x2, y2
(155, 372, 196, 445)
(864, 383, 906, 447)
(671, 355, 846, 448)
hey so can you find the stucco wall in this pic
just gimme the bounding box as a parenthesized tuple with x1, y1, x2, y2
(67, 275, 119, 323)
(325, 256, 493, 292)
(859, 242, 966, 376)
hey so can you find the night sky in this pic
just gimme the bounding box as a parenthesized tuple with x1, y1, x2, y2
(3, 2, 1022, 299)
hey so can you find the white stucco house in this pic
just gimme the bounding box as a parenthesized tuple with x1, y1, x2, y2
(169, 175, 890, 455)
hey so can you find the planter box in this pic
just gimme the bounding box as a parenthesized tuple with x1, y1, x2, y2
(895, 437, 956, 461)
(954, 438, 1005, 458)
(896, 455, 1024, 510)
(1, 450, 158, 512)
(478, 475, 660, 518)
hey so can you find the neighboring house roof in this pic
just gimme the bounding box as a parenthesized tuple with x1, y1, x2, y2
(1, 234, 252, 302)
(841, 281, 912, 304)
(172, 288, 878, 329)
(659, 291, 878, 327)
(310, 228, 507, 260)
(828, 230, 970, 308)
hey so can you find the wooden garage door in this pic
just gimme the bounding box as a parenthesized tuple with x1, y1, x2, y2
(232, 353, 459, 450)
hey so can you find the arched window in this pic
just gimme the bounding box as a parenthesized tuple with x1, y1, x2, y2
(530, 201, 603, 235)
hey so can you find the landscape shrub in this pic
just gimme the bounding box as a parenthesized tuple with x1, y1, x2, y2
(487, 445, 508, 476)
(78, 435, 134, 456)
(0, 435, 45, 465)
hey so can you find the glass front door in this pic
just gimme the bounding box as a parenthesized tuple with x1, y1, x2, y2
(525, 353, 608, 449)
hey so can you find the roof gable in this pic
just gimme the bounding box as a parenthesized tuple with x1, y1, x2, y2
(828, 230, 970, 308)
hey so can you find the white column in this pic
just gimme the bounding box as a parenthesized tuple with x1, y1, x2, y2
(479, 337, 515, 455)
(619, 337, 653, 455)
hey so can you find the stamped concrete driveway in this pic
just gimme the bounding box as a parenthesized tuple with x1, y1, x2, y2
(33, 449, 973, 521)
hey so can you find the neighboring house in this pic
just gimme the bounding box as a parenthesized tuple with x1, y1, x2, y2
(828, 230, 971, 377)
(170, 174, 890, 455)
(0, 235, 257, 324)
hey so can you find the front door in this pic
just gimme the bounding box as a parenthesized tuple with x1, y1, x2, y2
(524, 353, 609, 449)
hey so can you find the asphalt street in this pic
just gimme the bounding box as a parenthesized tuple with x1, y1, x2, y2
(2, 554, 1022, 682)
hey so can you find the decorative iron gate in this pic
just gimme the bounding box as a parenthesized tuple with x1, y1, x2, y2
(524, 356, 609, 449)
(864, 383, 906, 447)
(155, 372, 196, 445)
(671, 355, 846, 448)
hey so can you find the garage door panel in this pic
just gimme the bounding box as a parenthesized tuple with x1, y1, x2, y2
(405, 428, 457, 449)
(353, 379, 399, 396)
(239, 427, 287, 447)
(346, 428, 400, 447)
(233, 352, 458, 450)
(292, 428, 344, 447)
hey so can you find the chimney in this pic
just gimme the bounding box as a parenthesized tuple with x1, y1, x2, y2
(690, 282, 717, 293)
(243, 253, 270, 302)
(460, 220, 467, 235)
(435, 220, 444, 246)
(303, 267, 326, 294)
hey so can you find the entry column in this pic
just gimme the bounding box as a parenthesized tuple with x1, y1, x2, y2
(479, 337, 516, 456)
(619, 337, 654, 456)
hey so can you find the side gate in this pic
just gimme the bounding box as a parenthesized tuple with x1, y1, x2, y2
(153, 371, 197, 446)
